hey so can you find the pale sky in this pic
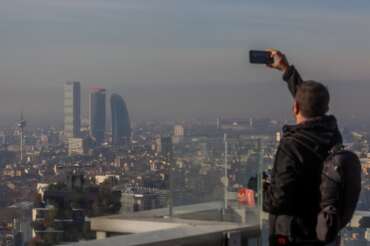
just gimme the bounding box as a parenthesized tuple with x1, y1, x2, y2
(1, 0, 370, 126)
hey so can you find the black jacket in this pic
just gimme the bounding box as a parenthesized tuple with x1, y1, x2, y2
(263, 66, 343, 242)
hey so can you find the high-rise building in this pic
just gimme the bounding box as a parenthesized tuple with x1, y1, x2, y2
(68, 138, 87, 156)
(17, 113, 26, 162)
(174, 125, 184, 137)
(110, 94, 131, 146)
(173, 125, 185, 144)
(89, 88, 106, 144)
(155, 136, 173, 159)
(64, 81, 81, 139)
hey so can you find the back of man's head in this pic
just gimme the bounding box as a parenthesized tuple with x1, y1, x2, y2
(295, 81, 330, 118)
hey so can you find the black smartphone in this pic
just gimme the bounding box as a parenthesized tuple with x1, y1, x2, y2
(249, 50, 273, 64)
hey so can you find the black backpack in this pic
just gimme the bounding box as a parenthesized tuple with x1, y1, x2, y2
(289, 132, 362, 243)
(315, 145, 362, 243)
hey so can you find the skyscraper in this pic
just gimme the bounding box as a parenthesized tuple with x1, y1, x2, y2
(64, 81, 81, 139)
(17, 113, 26, 162)
(110, 94, 131, 146)
(173, 125, 184, 137)
(173, 124, 184, 144)
(89, 88, 106, 145)
(160, 136, 173, 159)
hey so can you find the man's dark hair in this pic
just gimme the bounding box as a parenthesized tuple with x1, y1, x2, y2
(295, 81, 330, 118)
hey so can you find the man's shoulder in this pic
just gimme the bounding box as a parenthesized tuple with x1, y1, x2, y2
(280, 128, 334, 165)
(279, 130, 323, 163)
(278, 136, 297, 151)
(277, 136, 304, 162)
(279, 130, 310, 149)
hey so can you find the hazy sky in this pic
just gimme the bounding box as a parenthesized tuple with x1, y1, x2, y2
(1, 0, 370, 126)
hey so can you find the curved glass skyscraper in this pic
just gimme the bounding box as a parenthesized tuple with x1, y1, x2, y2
(110, 94, 131, 146)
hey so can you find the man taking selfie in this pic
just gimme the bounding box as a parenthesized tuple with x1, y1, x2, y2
(262, 49, 343, 245)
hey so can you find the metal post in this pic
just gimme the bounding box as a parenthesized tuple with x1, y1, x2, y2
(169, 162, 173, 217)
(257, 140, 263, 214)
(168, 136, 174, 217)
(257, 139, 265, 244)
(224, 133, 228, 210)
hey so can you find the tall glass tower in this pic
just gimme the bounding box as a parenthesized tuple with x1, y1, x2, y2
(110, 94, 131, 146)
(64, 81, 81, 139)
(89, 88, 106, 145)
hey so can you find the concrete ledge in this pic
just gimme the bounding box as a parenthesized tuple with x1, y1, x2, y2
(91, 217, 184, 234)
(67, 201, 260, 246)
(68, 224, 260, 246)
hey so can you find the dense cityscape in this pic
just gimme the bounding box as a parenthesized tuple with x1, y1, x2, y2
(0, 80, 368, 245)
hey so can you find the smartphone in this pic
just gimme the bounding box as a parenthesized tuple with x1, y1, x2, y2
(249, 50, 273, 64)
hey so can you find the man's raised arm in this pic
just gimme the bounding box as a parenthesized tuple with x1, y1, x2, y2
(266, 49, 303, 97)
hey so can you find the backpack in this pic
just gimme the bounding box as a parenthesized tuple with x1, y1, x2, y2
(315, 145, 362, 243)
(290, 133, 362, 243)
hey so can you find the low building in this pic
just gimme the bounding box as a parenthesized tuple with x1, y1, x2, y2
(117, 186, 169, 213)
(36, 183, 50, 200)
(95, 175, 120, 185)
(68, 138, 87, 156)
(0, 208, 30, 246)
(342, 211, 370, 245)
(32, 207, 68, 243)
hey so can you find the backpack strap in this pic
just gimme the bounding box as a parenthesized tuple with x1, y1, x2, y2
(293, 131, 344, 155)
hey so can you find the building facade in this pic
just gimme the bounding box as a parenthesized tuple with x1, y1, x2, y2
(64, 81, 81, 139)
(118, 186, 168, 213)
(174, 125, 184, 137)
(89, 88, 106, 145)
(110, 94, 131, 146)
(173, 125, 185, 144)
(68, 138, 87, 156)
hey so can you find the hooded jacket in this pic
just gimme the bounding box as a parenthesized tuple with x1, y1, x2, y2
(263, 66, 343, 242)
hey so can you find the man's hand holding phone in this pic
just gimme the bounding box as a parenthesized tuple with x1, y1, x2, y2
(249, 49, 290, 74)
(266, 49, 290, 73)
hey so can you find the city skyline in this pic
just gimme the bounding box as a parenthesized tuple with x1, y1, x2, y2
(3, 80, 370, 128)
